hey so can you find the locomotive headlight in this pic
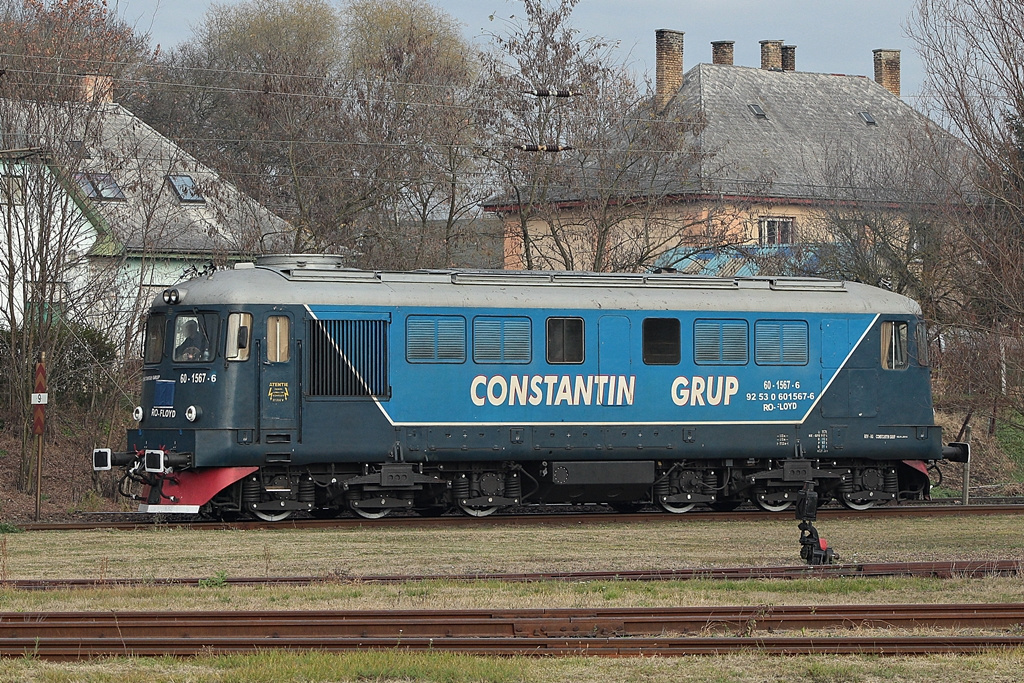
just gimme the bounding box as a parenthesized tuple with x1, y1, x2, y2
(132, 406, 144, 422)
(185, 405, 202, 422)
(161, 288, 185, 305)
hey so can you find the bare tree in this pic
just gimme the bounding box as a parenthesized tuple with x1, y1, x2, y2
(480, 0, 735, 273)
(909, 0, 1024, 433)
(339, 0, 493, 269)
(0, 0, 149, 493)
(131, 0, 489, 267)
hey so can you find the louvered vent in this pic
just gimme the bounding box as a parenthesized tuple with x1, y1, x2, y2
(755, 321, 808, 365)
(308, 319, 390, 397)
(694, 320, 748, 365)
(473, 317, 531, 363)
(406, 316, 466, 363)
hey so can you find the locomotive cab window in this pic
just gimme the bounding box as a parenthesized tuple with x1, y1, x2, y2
(226, 312, 253, 361)
(643, 318, 680, 365)
(143, 313, 166, 364)
(546, 317, 584, 364)
(173, 313, 217, 362)
(881, 321, 909, 370)
(267, 315, 290, 363)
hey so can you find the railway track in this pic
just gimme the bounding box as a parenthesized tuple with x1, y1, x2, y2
(2, 560, 1019, 590)
(20, 501, 1024, 532)
(2, 604, 1023, 659)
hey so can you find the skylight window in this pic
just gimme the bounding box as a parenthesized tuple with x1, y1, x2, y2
(859, 111, 878, 126)
(167, 174, 205, 203)
(748, 103, 768, 119)
(74, 172, 125, 201)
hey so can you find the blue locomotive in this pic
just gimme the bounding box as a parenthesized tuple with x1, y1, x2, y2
(94, 254, 969, 520)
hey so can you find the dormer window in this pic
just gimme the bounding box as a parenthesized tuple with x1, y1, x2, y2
(748, 103, 768, 119)
(859, 111, 878, 126)
(74, 172, 125, 200)
(167, 174, 205, 203)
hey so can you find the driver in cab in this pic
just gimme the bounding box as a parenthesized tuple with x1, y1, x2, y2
(175, 320, 209, 361)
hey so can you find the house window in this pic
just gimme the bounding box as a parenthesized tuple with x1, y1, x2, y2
(74, 172, 125, 200)
(759, 217, 794, 246)
(167, 174, 205, 203)
(0, 175, 25, 205)
(546, 317, 584, 364)
(748, 103, 768, 119)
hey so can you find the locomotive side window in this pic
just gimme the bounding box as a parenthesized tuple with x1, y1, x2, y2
(226, 312, 253, 361)
(173, 313, 217, 362)
(882, 320, 909, 370)
(546, 317, 584, 364)
(267, 315, 290, 363)
(914, 322, 930, 367)
(407, 315, 466, 363)
(473, 317, 531, 363)
(643, 318, 680, 365)
(755, 320, 809, 365)
(694, 319, 748, 365)
(143, 313, 166, 364)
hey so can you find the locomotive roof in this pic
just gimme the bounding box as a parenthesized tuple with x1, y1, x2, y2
(164, 255, 921, 316)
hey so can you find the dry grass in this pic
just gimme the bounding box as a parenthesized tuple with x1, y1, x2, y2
(0, 514, 1022, 681)
(0, 649, 1022, 682)
(2, 514, 1022, 581)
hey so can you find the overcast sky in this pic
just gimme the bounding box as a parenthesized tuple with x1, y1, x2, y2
(115, 0, 928, 103)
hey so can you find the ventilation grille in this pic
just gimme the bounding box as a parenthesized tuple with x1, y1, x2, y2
(308, 319, 390, 397)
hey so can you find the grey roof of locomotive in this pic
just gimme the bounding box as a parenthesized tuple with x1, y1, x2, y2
(166, 255, 921, 317)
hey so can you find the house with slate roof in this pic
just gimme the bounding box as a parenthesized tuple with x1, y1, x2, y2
(0, 75, 290, 347)
(487, 31, 967, 274)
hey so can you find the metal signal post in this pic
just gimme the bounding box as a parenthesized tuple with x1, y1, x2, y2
(31, 353, 47, 521)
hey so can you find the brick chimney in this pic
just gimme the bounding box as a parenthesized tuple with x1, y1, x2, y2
(655, 29, 684, 112)
(81, 74, 113, 104)
(873, 49, 900, 97)
(711, 41, 734, 66)
(781, 45, 796, 72)
(760, 40, 783, 70)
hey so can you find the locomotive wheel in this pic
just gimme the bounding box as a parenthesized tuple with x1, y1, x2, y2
(350, 504, 391, 519)
(458, 503, 499, 517)
(839, 494, 877, 511)
(252, 509, 293, 522)
(751, 496, 794, 512)
(657, 500, 697, 514)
